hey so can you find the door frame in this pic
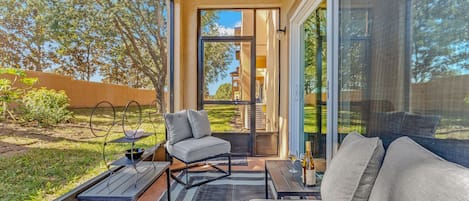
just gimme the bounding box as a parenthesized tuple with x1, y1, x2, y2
(289, 0, 338, 165)
(198, 38, 256, 156)
(197, 7, 281, 156)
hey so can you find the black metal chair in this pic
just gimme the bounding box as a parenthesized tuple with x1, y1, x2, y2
(164, 111, 231, 189)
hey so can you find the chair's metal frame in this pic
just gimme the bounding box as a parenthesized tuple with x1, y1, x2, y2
(166, 151, 231, 189)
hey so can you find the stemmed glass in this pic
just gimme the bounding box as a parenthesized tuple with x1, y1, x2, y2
(288, 151, 299, 173)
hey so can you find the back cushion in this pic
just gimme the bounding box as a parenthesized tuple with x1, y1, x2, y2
(187, 109, 212, 138)
(368, 137, 469, 201)
(400, 113, 440, 137)
(367, 111, 405, 137)
(164, 110, 193, 145)
(321, 132, 385, 201)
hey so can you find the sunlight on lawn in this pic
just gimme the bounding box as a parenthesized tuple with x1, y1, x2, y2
(205, 105, 238, 132)
(0, 103, 297, 199)
(0, 105, 165, 201)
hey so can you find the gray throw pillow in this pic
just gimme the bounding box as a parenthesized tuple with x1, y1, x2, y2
(164, 110, 193, 145)
(321, 131, 385, 201)
(368, 137, 469, 201)
(187, 109, 211, 138)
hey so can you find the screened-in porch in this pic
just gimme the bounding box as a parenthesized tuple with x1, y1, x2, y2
(0, 0, 468, 200)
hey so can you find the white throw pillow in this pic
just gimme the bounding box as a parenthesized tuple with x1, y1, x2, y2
(321, 131, 385, 201)
(187, 109, 212, 138)
(368, 137, 469, 201)
(164, 110, 193, 145)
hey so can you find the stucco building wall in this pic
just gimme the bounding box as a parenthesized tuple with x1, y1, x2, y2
(173, 0, 300, 157)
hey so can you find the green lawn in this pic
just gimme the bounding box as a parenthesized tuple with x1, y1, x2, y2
(0, 105, 165, 201)
(303, 105, 365, 134)
(205, 105, 239, 132)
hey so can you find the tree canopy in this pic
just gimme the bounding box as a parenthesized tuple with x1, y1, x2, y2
(214, 83, 232, 100)
(411, 0, 469, 83)
(0, 1, 234, 112)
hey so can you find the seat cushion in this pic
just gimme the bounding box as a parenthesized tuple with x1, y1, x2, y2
(368, 136, 469, 201)
(166, 136, 231, 162)
(164, 110, 193, 145)
(187, 109, 212, 138)
(321, 132, 385, 201)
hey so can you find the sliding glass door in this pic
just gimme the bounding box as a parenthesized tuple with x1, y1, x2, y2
(337, 0, 469, 141)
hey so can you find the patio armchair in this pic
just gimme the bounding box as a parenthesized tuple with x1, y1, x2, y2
(164, 109, 232, 189)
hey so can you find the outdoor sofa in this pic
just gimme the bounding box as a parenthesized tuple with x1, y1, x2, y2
(253, 132, 469, 201)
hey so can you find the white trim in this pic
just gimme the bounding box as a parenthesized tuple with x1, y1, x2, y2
(327, 0, 340, 163)
(288, 0, 324, 156)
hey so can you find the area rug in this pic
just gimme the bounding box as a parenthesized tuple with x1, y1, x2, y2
(207, 155, 248, 166)
(158, 171, 273, 201)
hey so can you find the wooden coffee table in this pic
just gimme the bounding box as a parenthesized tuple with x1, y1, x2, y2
(265, 160, 321, 199)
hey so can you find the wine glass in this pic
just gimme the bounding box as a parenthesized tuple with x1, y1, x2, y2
(288, 151, 298, 173)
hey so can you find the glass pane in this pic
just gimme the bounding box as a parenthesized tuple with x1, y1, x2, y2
(200, 9, 254, 36)
(302, 2, 327, 167)
(338, 5, 372, 142)
(338, 0, 469, 141)
(0, 0, 169, 199)
(203, 42, 251, 101)
(204, 104, 251, 133)
(255, 9, 279, 132)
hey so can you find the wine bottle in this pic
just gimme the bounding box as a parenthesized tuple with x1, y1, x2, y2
(305, 141, 316, 186)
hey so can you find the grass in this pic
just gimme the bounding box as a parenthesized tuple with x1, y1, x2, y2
(205, 105, 240, 132)
(0, 105, 165, 201)
(303, 105, 365, 134)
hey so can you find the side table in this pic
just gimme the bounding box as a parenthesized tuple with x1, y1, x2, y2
(265, 160, 321, 199)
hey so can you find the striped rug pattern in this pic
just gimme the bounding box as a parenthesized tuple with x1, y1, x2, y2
(159, 171, 272, 201)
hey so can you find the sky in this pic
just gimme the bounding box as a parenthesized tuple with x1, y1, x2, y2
(206, 10, 242, 95)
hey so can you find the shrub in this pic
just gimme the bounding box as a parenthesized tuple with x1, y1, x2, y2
(0, 68, 37, 121)
(21, 88, 72, 126)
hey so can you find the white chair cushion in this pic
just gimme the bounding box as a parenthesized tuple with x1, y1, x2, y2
(187, 109, 212, 138)
(368, 136, 469, 201)
(164, 110, 193, 145)
(321, 132, 385, 201)
(166, 136, 231, 162)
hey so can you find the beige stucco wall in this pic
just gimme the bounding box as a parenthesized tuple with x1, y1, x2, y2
(173, 0, 300, 158)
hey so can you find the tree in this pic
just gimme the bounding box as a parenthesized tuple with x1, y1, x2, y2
(411, 0, 469, 83)
(48, 0, 112, 81)
(304, 9, 328, 94)
(0, 0, 58, 71)
(214, 83, 232, 100)
(97, 0, 168, 111)
(200, 11, 235, 90)
(0, 0, 234, 113)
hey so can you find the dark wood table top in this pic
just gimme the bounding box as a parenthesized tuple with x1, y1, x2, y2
(265, 160, 321, 197)
(78, 161, 170, 201)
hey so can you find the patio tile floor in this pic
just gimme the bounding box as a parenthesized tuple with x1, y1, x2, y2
(137, 157, 279, 201)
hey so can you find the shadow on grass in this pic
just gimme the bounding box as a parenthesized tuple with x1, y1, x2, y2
(0, 141, 30, 156)
(1, 126, 102, 145)
(0, 147, 104, 201)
